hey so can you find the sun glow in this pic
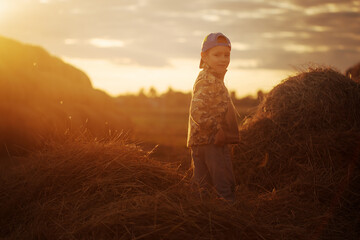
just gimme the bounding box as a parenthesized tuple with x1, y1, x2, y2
(0, 1, 17, 22)
(0, 2, 8, 17)
(61, 56, 292, 98)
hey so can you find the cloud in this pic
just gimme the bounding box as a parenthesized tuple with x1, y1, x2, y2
(305, 11, 360, 34)
(89, 39, 125, 48)
(210, 1, 282, 12)
(287, 0, 355, 7)
(1, 0, 359, 72)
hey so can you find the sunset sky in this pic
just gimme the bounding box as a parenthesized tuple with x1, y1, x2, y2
(1, 0, 359, 97)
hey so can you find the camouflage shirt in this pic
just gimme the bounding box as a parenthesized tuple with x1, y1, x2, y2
(187, 65, 239, 147)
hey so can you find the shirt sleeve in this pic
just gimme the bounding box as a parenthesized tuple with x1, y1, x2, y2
(190, 74, 228, 132)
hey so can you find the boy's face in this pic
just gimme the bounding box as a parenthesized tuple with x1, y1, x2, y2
(202, 46, 230, 73)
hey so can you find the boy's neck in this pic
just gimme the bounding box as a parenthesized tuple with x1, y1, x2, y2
(203, 64, 227, 79)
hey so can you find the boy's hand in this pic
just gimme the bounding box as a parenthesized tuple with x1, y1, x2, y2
(214, 127, 225, 146)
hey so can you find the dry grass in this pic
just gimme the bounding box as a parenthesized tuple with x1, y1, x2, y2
(234, 67, 360, 239)
(1, 67, 359, 239)
(0, 134, 262, 240)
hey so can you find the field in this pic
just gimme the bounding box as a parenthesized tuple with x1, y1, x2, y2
(117, 92, 259, 171)
(1, 37, 359, 239)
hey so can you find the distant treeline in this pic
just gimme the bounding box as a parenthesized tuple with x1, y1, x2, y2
(116, 86, 265, 110)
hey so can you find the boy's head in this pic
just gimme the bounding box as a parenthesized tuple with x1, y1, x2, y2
(200, 32, 231, 72)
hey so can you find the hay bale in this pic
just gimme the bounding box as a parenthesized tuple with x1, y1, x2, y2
(259, 67, 359, 131)
(346, 62, 360, 82)
(0, 136, 262, 240)
(234, 67, 360, 239)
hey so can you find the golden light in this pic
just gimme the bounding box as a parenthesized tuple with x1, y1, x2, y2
(89, 38, 125, 48)
(0, 2, 8, 16)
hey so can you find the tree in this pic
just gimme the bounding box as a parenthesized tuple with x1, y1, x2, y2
(148, 86, 158, 98)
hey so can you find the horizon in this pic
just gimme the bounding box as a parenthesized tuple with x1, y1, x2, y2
(1, 0, 359, 97)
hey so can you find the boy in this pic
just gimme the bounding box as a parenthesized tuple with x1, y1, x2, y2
(187, 32, 239, 202)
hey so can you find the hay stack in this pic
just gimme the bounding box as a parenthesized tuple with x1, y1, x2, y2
(234, 67, 360, 239)
(0, 136, 263, 240)
(346, 62, 360, 82)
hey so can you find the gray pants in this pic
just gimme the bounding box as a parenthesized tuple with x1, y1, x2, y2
(191, 144, 236, 202)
